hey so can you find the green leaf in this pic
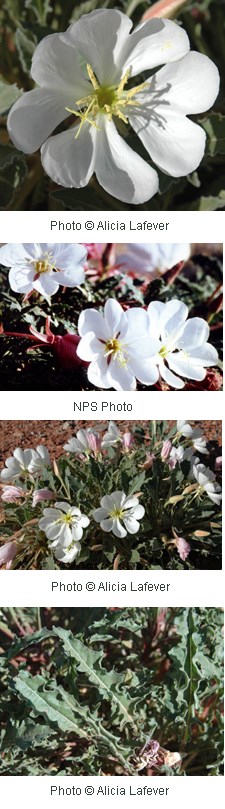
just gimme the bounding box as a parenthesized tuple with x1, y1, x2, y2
(53, 626, 136, 727)
(15, 26, 37, 73)
(25, 0, 52, 24)
(201, 114, 225, 157)
(0, 79, 23, 114)
(12, 671, 90, 737)
(0, 152, 27, 209)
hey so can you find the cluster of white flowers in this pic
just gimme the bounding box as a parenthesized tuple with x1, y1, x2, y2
(39, 502, 90, 563)
(7, 10, 219, 203)
(0, 446, 51, 482)
(39, 490, 145, 562)
(0, 243, 87, 300)
(64, 421, 132, 456)
(77, 298, 218, 390)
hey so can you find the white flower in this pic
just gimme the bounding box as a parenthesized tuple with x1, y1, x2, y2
(93, 490, 145, 538)
(0, 445, 50, 482)
(193, 464, 222, 505)
(0, 243, 87, 299)
(39, 501, 90, 563)
(7, 10, 219, 204)
(64, 428, 101, 455)
(28, 445, 51, 474)
(147, 299, 218, 389)
(101, 421, 122, 447)
(116, 243, 191, 277)
(177, 421, 208, 453)
(77, 298, 159, 391)
(168, 445, 184, 468)
(0, 448, 34, 482)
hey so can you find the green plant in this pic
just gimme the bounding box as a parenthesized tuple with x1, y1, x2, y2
(0, 607, 223, 775)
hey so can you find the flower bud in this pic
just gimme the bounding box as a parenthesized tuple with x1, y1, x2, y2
(32, 489, 54, 508)
(161, 439, 172, 460)
(0, 541, 17, 568)
(122, 432, 133, 452)
(175, 536, 191, 561)
(1, 485, 26, 502)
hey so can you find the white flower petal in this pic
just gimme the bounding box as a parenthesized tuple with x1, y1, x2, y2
(131, 504, 145, 519)
(100, 518, 114, 533)
(33, 274, 59, 298)
(31, 32, 90, 95)
(54, 542, 81, 563)
(55, 267, 85, 287)
(123, 496, 139, 509)
(154, 51, 220, 114)
(52, 243, 87, 271)
(41, 124, 96, 188)
(177, 318, 209, 349)
(0, 243, 31, 266)
(123, 516, 140, 534)
(80, 515, 90, 528)
(130, 105, 206, 177)
(55, 502, 70, 513)
(77, 333, 103, 361)
(128, 356, 159, 386)
(104, 299, 125, 335)
(108, 360, 136, 392)
(112, 518, 127, 538)
(8, 88, 70, 154)
(93, 508, 109, 522)
(9, 266, 35, 294)
(78, 308, 107, 339)
(160, 361, 185, 389)
(121, 18, 189, 76)
(87, 356, 111, 389)
(188, 344, 218, 365)
(61, 9, 133, 85)
(159, 300, 188, 340)
(167, 354, 206, 381)
(70, 525, 83, 542)
(95, 117, 158, 204)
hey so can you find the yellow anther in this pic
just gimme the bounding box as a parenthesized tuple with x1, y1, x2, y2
(86, 63, 100, 90)
(65, 63, 150, 139)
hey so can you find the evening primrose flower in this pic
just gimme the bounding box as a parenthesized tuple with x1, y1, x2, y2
(7, 10, 219, 204)
(93, 490, 145, 538)
(116, 243, 191, 277)
(0, 243, 87, 299)
(0, 446, 50, 482)
(39, 501, 90, 563)
(193, 464, 222, 505)
(177, 421, 208, 454)
(64, 428, 102, 456)
(147, 299, 218, 389)
(77, 298, 159, 391)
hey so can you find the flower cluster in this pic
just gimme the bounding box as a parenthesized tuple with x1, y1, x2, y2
(77, 298, 218, 390)
(0, 421, 221, 570)
(7, 10, 219, 204)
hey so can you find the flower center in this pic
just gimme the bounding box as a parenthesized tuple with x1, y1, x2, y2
(105, 337, 122, 357)
(110, 507, 124, 519)
(60, 513, 73, 525)
(35, 260, 51, 275)
(65, 63, 148, 138)
(159, 344, 168, 359)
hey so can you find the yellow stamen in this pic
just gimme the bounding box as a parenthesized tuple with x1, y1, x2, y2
(65, 63, 149, 138)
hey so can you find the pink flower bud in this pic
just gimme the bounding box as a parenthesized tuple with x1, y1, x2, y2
(122, 432, 133, 452)
(1, 485, 26, 502)
(32, 489, 54, 508)
(175, 536, 191, 561)
(161, 440, 172, 461)
(215, 456, 222, 471)
(86, 432, 102, 454)
(0, 541, 17, 568)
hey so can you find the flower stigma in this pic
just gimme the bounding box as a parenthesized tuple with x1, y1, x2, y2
(103, 337, 127, 367)
(65, 64, 149, 138)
